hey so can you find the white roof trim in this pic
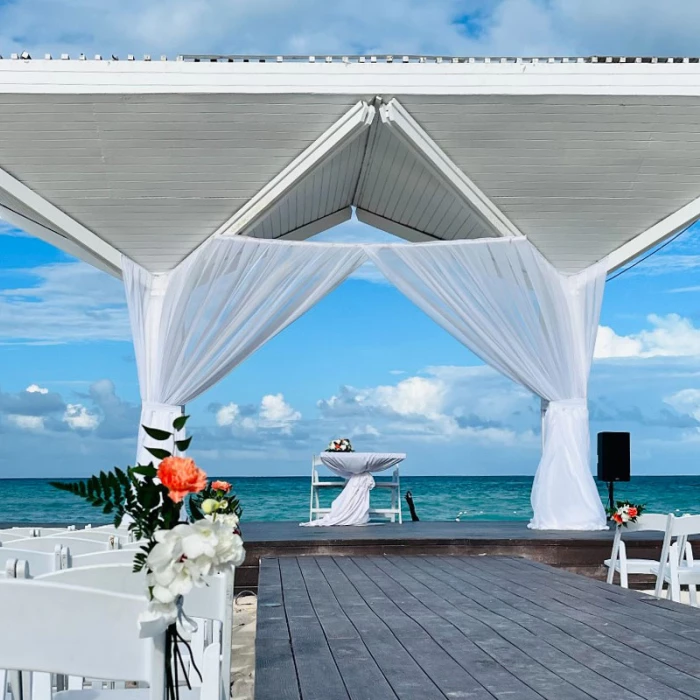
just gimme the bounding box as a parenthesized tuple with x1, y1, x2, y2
(0, 204, 121, 277)
(275, 207, 352, 241)
(5, 60, 700, 96)
(355, 208, 440, 242)
(379, 98, 523, 239)
(0, 166, 122, 276)
(606, 194, 700, 272)
(216, 101, 375, 239)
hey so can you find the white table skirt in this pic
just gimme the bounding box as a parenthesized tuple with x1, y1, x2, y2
(301, 452, 405, 527)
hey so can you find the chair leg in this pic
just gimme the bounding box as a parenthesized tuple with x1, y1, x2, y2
(689, 584, 698, 607)
(619, 566, 629, 589)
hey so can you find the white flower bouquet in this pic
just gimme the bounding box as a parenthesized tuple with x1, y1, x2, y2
(326, 438, 354, 452)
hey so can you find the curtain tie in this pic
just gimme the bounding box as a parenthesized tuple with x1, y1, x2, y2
(141, 401, 184, 414)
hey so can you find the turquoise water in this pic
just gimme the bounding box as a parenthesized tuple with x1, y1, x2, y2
(2, 476, 700, 525)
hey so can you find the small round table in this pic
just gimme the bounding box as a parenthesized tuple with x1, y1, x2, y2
(301, 452, 406, 527)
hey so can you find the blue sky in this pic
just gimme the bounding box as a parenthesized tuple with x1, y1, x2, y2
(2, 0, 700, 478)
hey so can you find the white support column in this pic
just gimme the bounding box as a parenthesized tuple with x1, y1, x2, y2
(137, 272, 185, 465)
(378, 98, 524, 239)
(215, 101, 376, 239)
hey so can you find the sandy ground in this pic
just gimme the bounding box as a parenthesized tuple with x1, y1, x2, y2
(230, 594, 257, 700)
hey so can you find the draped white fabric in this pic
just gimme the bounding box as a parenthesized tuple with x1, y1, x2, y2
(366, 239, 607, 530)
(302, 453, 406, 527)
(122, 237, 367, 464)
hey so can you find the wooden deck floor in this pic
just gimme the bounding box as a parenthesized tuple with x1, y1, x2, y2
(255, 555, 700, 700)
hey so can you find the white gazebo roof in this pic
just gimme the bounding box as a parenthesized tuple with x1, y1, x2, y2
(2, 54, 700, 277)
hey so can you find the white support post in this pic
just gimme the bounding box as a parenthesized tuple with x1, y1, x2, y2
(378, 98, 524, 239)
(0, 168, 122, 276)
(215, 101, 376, 238)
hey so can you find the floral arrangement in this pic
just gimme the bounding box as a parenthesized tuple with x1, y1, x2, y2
(326, 438, 354, 452)
(608, 500, 645, 527)
(51, 415, 245, 694)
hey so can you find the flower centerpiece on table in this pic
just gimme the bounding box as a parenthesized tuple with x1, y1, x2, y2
(326, 438, 354, 452)
(608, 500, 645, 527)
(51, 416, 245, 697)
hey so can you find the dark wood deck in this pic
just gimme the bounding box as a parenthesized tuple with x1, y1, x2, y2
(236, 521, 674, 592)
(255, 555, 700, 700)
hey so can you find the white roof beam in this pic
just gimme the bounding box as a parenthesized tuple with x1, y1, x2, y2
(606, 195, 700, 272)
(379, 98, 524, 239)
(276, 207, 352, 241)
(0, 167, 122, 276)
(216, 101, 375, 238)
(355, 208, 438, 242)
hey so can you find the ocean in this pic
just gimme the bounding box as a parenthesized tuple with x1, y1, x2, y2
(2, 475, 700, 525)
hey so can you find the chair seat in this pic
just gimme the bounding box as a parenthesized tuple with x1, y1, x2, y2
(664, 563, 700, 584)
(604, 558, 660, 574)
(56, 689, 201, 700)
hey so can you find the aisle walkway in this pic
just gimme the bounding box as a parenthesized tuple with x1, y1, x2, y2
(255, 555, 700, 700)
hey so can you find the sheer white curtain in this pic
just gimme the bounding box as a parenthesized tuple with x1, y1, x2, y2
(366, 238, 607, 530)
(123, 237, 367, 464)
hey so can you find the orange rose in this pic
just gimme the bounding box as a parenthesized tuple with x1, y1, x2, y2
(211, 480, 232, 493)
(158, 456, 207, 503)
(613, 513, 623, 524)
(627, 507, 638, 518)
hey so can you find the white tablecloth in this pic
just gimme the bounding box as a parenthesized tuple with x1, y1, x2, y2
(301, 452, 405, 527)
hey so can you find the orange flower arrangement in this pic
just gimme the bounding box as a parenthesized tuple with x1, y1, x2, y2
(212, 480, 232, 493)
(158, 456, 208, 503)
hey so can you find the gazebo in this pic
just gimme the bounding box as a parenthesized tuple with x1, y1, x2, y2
(1, 54, 699, 531)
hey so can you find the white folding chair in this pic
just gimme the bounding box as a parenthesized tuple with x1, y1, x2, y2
(654, 514, 700, 603)
(605, 513, 672, 588)
(35, 564, 234, 700)
(0, 579, 220, 700)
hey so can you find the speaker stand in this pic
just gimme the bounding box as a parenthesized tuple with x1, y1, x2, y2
(607, 481, 615, 515)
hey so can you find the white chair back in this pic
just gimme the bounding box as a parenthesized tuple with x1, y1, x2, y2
(0, 545, 67, 576)
(0, 579, 165, 694)
(47, 531, 125, 546)
(69, 548, 143, 568)
(1, 537, 107, 556)
(35, 564, 230, 621)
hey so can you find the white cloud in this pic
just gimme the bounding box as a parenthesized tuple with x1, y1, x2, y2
(0, 263, 128, 344)
(2, 0, 700, 60)
(595, 314, 700, 359)
(318, 366, 536, 445)
(26, 384, 48, 394)
(63, 403, 99, 430)
(259, 394, 302, 432)
(664, 389, 700, 422)
(213, 394, 301, 435)
(8, 414, 44, 430)
(216, 402, 240, 427)
(372, 376, 446, 418)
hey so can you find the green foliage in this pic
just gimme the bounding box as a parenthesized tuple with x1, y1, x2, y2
(189, 482, 242, 522)
(50, 414, 243, 572)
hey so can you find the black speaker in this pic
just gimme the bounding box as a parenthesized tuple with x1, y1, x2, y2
(597, 432, 630, 482)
